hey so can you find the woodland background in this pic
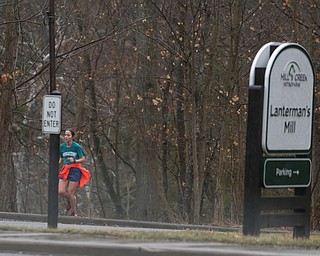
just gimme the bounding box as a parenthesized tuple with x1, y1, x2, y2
(0, 0, 319, 229)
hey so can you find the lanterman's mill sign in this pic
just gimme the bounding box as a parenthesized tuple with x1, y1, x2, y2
(262, 44, 314, 154)
(243, 42, 314, 239)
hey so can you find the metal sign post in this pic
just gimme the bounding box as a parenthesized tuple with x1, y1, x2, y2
(45, 0, 60, 229)
(43, 91, 61, 229)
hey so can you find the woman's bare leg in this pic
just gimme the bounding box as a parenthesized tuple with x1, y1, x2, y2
(58, 179, 68, 198)
(67, 181, 79, 214)
(58, 179, 71, 212)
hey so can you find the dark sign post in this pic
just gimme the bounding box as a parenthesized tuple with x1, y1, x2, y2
(45, 0, 60, 229)
(47, 133, 60, 229)
(243, 42, 314, 238)
(243, 83, 264, 236)
(43, 92, 61, 229)
(243, 43, 279, 236)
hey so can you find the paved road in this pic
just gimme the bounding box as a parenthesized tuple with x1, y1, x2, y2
(0, 231, 319, 256)
(0, 230, 319, 256)
(0, 213, 319, 256)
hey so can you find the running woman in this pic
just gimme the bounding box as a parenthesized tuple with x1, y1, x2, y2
(58, 129, 90, 216)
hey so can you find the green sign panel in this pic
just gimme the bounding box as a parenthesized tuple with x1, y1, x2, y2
(263, 158, 311, 188)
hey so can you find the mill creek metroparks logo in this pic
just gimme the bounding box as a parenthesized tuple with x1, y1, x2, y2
(280, 61, 308, 87)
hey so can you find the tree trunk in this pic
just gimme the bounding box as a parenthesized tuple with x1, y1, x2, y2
(86, 54, 124, 217)
(73, 0, 124, 218)
(0, 0, 19, 212)
(133, 0, 161, 221)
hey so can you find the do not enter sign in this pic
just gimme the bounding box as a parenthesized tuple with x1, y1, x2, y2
(42, 95, 62, 134)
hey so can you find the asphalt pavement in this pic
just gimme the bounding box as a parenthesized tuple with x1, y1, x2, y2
(0, 212, 319, 256)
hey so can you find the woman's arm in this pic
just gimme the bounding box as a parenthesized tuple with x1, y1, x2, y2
(69, 155, 85, 164)
(75, 155, 86, 164)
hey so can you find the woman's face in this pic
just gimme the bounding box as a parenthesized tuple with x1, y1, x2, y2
(64, 130, 73, 143)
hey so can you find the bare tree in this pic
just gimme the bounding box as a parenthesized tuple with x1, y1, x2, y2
(0, 0, 19, 211)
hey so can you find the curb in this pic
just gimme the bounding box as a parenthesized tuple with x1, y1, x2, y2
(0, 212, 240, 232)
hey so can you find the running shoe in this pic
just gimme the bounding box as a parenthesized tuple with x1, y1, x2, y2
(65, 202, 71, 212)
(70, 211, 78, 217)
